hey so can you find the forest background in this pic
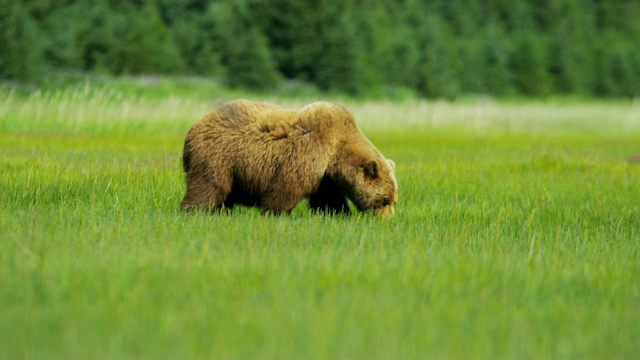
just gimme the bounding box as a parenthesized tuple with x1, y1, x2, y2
(1, 0, 640, 99)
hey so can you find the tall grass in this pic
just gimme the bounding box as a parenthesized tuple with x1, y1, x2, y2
(1, 77, 639, 359)
(2, 78, 640, 135)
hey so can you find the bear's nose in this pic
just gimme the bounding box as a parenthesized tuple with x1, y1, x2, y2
(375, 206, 395, 217)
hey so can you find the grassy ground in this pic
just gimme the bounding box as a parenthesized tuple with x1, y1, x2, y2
(1, 76, 639, 359)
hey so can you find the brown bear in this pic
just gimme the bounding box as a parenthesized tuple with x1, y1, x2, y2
(180, 99, 397, 216)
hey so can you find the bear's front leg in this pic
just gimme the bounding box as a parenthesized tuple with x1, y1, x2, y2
(309, 176, 351, 215)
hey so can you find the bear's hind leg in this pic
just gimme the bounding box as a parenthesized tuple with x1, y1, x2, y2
(180, 172, 231, 212)
(309, 176, 351, 215)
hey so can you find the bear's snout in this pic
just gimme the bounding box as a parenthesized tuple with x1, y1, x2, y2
(374, 203, 396, 217)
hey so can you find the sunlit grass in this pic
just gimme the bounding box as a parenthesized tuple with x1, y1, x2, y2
(2, 76, 640, 135)
(1, 76, 639, 359)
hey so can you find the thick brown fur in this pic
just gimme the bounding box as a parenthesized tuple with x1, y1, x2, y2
(180, 99, 398, 215)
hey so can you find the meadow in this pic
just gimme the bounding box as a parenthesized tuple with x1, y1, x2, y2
(1, 76, 639, 359)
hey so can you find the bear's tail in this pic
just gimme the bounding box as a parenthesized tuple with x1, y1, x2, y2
(182, 133, 192, 173)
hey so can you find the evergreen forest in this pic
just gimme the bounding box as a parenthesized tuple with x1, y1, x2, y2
(1, 0, 639, 98)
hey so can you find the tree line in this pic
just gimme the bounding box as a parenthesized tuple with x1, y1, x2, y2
(1, 0, 639, 98)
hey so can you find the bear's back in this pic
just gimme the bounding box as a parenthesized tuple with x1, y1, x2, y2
(200, 99, 296, 132)
(204, 99, 353, 134)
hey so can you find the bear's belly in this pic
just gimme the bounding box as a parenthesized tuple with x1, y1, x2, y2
(224, 187, 261, 207)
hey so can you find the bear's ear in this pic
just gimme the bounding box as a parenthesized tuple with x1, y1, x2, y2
(364, 160, 378, 179)
(387, 159, 396, 172)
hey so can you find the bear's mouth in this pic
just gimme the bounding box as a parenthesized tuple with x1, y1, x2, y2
(373, 205, 396, 217)
(362, 201, 396, 216)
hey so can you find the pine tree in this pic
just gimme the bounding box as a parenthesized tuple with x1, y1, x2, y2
(0, 0, 45, 81)
(2, 0, 640, 97)
(482, 21, 513, 96)
(42, 4, 84, 70)
(158, 0, 222, 76)
(543, 0, 598, 95)
(595, 30, 637, 97)
(416, 12, 459, 98)
(210, 0, 279, 89)
(593, 0, 640, 97)
(225, 27, 280, 89)
(348, 0, 423, 95)
(511, 32, 551, 96)
(314, 3, 364, 95)
(120, 1, 183, 74)
(264, 0, 325, 81)
(445, 0, 488, 94)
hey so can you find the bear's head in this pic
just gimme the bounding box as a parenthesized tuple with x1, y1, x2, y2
(358, 157, 398, 216)
(333, 150, 398, 216)
(302, 101, 398, 216)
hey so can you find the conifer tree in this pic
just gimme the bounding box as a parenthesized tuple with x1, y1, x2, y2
(159, 0, 222, 76)
(511, 32, 552, 96)
(482, 21, 513, 96)
(0, 0, 45, 81)
(543, 0, 597, 95)
(315, 3, 364, 94)
(265, 0, 325, 81)
(210, 0, 279, 89)
(416, 12, 459, 98)
(120, 1, 183, 74)
(0, 0, 639, 97)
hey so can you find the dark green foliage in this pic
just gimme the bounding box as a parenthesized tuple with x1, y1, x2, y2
(543, 0, 598, 96)
(121, 2, 184, 74)
(594, 31, 640, 97)
(592, 1, 640, 97)
(87, 1, 183, 74)
(483, 22, 514, 96)
(0, 0, 45, 81)
(2, 0, 640, 98)
(208, 0, 280, 89)
(416, 13, 460, 98)
(158, 1, 222, 76)
(265, 0, 323, 81)
(41, 4, 85, 70)
(314, 3, 364, 94)
(511, 33, 552, 96)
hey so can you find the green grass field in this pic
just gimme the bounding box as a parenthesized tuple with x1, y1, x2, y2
(1, 77, 639, 359)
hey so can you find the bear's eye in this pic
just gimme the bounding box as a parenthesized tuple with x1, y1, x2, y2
(382, 198, 390, 207)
